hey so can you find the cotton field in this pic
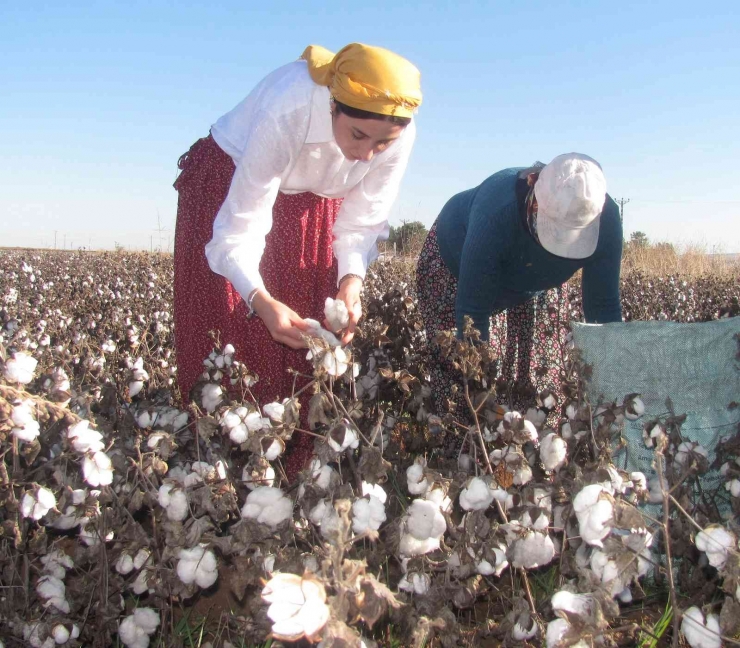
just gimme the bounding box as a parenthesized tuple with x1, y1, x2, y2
(1, 248, 739, 648)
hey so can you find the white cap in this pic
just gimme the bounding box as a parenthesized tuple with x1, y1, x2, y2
(534, 153, 607, 259)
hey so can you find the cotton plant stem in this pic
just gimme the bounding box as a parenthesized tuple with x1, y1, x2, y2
(655, 450, 680, 648)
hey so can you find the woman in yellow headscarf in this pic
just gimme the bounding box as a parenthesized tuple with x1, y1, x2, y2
(173, 44, 422, 478)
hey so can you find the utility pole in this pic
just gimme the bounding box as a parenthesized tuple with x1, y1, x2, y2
(54, 231, 58, 249)
(615, 197, 630, 224)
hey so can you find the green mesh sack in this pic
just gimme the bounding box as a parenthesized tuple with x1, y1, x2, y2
(571, 317, 740, 492)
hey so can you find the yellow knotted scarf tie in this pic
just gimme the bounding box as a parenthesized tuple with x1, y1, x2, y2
(301, 43, 422, 118)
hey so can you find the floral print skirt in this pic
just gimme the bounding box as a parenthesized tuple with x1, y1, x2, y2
(173, 133, 342, 479)
(416, 223, 570, 428)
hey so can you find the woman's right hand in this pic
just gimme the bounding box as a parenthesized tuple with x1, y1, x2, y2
(251, 290, 309, 349)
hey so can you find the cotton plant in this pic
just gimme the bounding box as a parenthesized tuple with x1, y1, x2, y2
(459, 476, 496, 511)
(118, 608, 160, 648)
(261, 573, 330, 643)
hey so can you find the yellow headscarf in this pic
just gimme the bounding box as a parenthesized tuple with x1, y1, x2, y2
(300, 43, 422, 118)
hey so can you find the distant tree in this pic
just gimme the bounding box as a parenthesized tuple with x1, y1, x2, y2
(629, 231, 649, 248)
(387, 221, 428, 255)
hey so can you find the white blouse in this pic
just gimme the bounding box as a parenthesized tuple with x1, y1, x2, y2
(205, 60, 416, 302)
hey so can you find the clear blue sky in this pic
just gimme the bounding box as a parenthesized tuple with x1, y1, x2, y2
(2, 0, 739, 252)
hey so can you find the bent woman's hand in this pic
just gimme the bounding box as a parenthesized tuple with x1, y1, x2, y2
(335, 276, 363, 345)
(251, 291, 308, 349)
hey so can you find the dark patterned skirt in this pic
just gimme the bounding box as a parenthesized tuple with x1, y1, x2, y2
(173, 134, 343, 479)
(416, 223, 570, 424)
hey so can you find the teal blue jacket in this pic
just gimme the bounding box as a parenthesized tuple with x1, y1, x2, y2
(435, 167, 623, 339)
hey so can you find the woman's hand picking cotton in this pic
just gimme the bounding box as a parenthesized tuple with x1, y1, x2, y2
(334, 276, 363, 344)
(252, 291, 309, 349)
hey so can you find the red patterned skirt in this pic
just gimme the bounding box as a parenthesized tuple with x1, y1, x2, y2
(173, 134, 342, 477)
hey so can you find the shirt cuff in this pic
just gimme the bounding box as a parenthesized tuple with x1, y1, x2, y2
(336, 250, 367, 286)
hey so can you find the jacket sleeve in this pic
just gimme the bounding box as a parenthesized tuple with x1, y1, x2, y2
(582, 199, 623, 323)
(332, 121, 416, 281)
(204, 110, 299, 301)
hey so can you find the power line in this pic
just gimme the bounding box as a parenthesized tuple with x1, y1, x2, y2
(615, 197, 630, 223)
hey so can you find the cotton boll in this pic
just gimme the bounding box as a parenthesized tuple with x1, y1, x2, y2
(511, 531, 555, 569)
(573, 484, 613, 547)
(351, 495, 387, 534)
(40, 550, 74, 579)
(51, 625, 70, 644)
(546, 618, 574, 648)
(82, 451, 113, 487)
(116, 553, 135, 575)
(200, 383, 223, 413)
(158, 483, 188, 521)
(263, 401, 285, 423)
(243, 463, 276, 489)
(681, 606, 721, 648)
(406, 459, 430, 495)
(128, 381, 144, 397)
(12, 399, 35, 426)
(540, 433, 567, 471)
(119, 608, 160, 648)
(624, 395, 645, 420)
(512, 616, 537, 640)
(21, 487, 56, 520)
(36, 575, 70, 613)
(425, 486, 452, 513)
(525, 407, 546, 428)
(551, 590, 594, 618)
(176, 545, 218, 589)
(361, 481, 387, 504)
(4, 351, 38, 383)
(459, 477, 494, 511)
(13, 420, 41, 442)
(406, 499, 447, 541)
(322, 347, 349, 377)
(398, 572, 431, 595)
(304, 318, 342, 347)
(324, 297, 350, 332)
(261, 437, 284, 461)
(695, 525, 736, 569)
(327, 424, 359, 452)
(241, 487, 293, 529)
(67, 420, 105, 453)
(309, 460, 335, 490)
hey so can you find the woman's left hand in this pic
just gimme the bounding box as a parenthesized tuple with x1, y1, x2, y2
(333, 275, 363, 345)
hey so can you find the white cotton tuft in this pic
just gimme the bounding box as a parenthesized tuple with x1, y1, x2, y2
(118, 608, 161, 648)
(361, 481, 387, 504)
(158, 483, 189, 521)
(327, 425, 359, 452)
(573, 484, 613, 547)
(82, 451, 113, 487)
(324, 297, 350, 332)
(511, 530, 555, 569)
(176, 545, 218, 589)
(459, 477, 494, 511)
(36, 575, 70, 613)
(398, 572, 431, 595)
(540, 432, 567, 471)
(201, 383, 223, 413)
(351, 495, 387, 534)
(116, 553, 135, 575)
(406, 459, 430, 495)
(681, 606, 721, 648)
(241, 487, 293, 529)
(695, 525, 736, 569)
(52, 624, 70, 644)
(263, 401, 285, 423)
(21, 487, 56, 520)
(67, 420, 105, 453)
(4, 351, 38, 384)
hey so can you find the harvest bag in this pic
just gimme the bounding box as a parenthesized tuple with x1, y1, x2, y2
(572, 317, 740, 492)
